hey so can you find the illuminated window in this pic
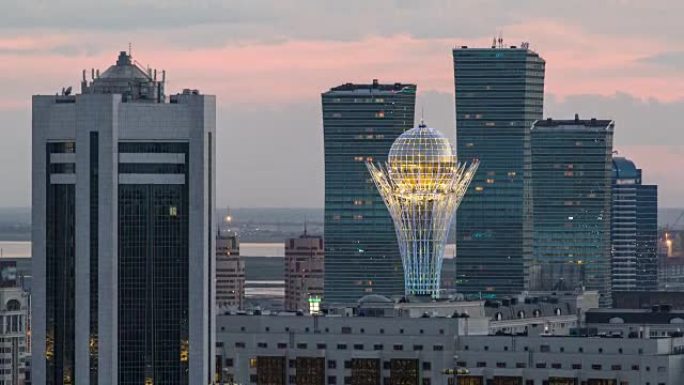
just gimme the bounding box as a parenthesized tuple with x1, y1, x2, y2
(169, 206, 178, 217)
(475, 186, 484, 192)
(486, 178, 494, 184)
(375, 111, 385, 118)
(250, 358, 257, 368)
(485, 122, 495, 127)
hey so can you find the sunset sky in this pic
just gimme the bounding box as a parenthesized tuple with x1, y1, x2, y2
(1, 0, 683, 208)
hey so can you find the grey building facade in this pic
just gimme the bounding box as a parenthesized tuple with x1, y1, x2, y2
(322, 80, 416, 304)
(32, 52, 215, 385)
(526, 117, 614, 306)
(452, 44, 545, 297)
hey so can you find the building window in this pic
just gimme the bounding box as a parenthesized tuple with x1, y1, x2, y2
(225, 358, 233, 367)
(374, 344, 383, 351)
(422, 362, 431, 370)
(328, 360, 336, 369)
(516, 363, 526, 368)
(393, 344, 403, 351)
(572, 364, 582, 370)
(536, 363, 546, 369)
(612, 365, 622, 371)
(413, 345, 423, 351)
(328, 376, 336, 385)
(277, 343, 287, 349)
(250, 374, 258, 383)
(433, 345, 444, 351)
(297, 343, 308, 349)
(354, 344, 364, 350)
(422, 379, 431, 385)
(337, 344, 347, 350)
(631, 365, 639, 371)
(257, 342, 268, 348)
(496, 362, 506, 368)
(235, 342, 245, 348)
(344, 376, 352, 385)
(551, 363, 561, 369)
(592, 364, 602, 370)
(318, 343, 327, 350)
(476, 362, 486, 368)
(341, 327, 352, 334)
(457, 361, 467, 367)
(344, 361, 351, 369)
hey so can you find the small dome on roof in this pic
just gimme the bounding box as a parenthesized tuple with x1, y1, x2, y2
(357, 294, 393, 305)
(98, 51, 150, 81)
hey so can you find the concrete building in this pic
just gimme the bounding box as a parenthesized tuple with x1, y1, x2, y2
(215, 293, 590, 384)
(0, 286, 30, 385)
(32, 51, 215, 385)
(217, 230, 245, 309)
(285, 231, 324, 313)
(322, 80, 416, 304)
(611, 157, 658, 292)
(453, 42, 545, 297)
(454, 334, 684, 385)
(526, 117, 614, 306)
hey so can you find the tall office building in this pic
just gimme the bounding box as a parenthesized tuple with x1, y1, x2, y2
(216, 229, 244, 309)
(284, 230, 324, 312)
(526, 117, 614, 305)
(322, 80, 416, 304)
(453, 43, 545, 297)
(32, 51, 215, 385)
(611, 157, 659, 292)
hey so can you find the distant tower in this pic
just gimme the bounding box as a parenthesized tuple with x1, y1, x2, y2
(452, 43, 545, 297)
(367, 123, 478, 297)
(527, 117, 613, 305)
(612, 157, 658, 291)
(284, 229, 324, 312)
(32, 51, 215, 385)
(322, 80, 416, 304)
(216, 229, 244, 309)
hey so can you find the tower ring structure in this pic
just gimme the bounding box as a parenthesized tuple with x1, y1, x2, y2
(366, 123, 478, 297)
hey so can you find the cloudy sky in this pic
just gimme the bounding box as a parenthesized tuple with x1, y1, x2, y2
(0, 0, 683, 208)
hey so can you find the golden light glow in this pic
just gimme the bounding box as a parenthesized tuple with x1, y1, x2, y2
(367, 124, 478, 296)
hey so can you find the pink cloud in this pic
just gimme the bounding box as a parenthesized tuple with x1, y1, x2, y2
(617, 145, 684, 207)
(0, 21, 682, 108)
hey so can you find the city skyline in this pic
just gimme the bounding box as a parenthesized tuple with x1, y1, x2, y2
(0, 1, 683, 209)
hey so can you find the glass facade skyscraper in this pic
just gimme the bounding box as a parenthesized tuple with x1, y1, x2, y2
(32, 52, 215, 385)
(612, 157, 658, 292)
(452, 45, 545, 296)
(527, 118, 614, 305)
(322, 80, 416, 304)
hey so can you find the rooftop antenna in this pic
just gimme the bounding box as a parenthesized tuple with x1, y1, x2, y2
(492, 35, 497, 48)
(128, 42, 132, 58)
(303, 219, 308, 236)
(498, 31, 504, 48)
(420, 105, 425, 126)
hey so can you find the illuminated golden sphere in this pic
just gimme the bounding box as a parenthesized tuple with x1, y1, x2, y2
(387, 124, 456, 192)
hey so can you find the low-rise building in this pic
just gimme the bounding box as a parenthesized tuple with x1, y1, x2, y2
(0, 286, 30, 385)
(215, 293, 587, 385)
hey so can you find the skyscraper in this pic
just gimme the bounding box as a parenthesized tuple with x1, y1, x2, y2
(612, 157, 658, 291)
(322, 80, 416, 304)
(284, 230, 324, 312)
(527, 117, 614, 305)
(367, 123, 478, 297)
(453, 43, 545, 296)
(32, 51, 215, 385)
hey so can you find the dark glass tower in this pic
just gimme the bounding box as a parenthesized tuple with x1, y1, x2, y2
(636, 184, 658, 291)
(322, 80, 416, 304)
(527, 118, 614, 305)
(452, 45, 545, 296)
(612, 157, 658, 291)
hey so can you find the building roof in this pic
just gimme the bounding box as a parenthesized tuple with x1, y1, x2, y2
(532, 115, 613, 131)
(325, 79, 416, 94)
(612, 157, 640, 180)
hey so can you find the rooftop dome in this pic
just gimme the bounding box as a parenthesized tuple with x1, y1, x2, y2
(98, 51, 150, 81)
(387, 123, 456, 192)
(357, 294, 394, 305)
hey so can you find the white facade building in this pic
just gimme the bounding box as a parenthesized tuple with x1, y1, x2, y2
(0, 287, 29, 385)
(32, 51, 215, 385)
